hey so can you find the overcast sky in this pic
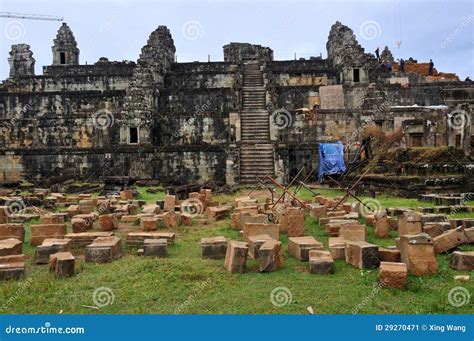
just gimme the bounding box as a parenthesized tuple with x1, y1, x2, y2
(0, 0, 473, 79)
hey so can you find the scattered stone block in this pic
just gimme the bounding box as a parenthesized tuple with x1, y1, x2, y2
(164, 195, 176, 212)
(224, 241, 248, 273)
(0, 238, 22, 256)
(379, 262, 407, 289)
(287, 208, 305, 237)
(378, 247, 401, 262)
(120, 189, 134, 201)
(120, 215, 140, 224)
(142, 238, 167, 258)
(0, 254, 25, 280)
(309, 204, 327, 219)
(30, 224, 67, 246)
(339, 224, 366, 241)
(201, 236, 227, 259)
(345, 241, 380, 269)
(49, 252, 75, 278)
(374, 212, 391, 238)
(259, 239, 282, 272)
(141, 217, 159, 231)
(243, 223, 280, 241)
(158, 211, 178, 228)
(85, 236, 122, 263)
(364, 214, 375, 227)
(328, 237, 346, 260)
(449, 251, 474, 271)
(432, 227, 467, 254)
(449, 218, 465, 229)
(398, 212, 422, 236)
(464, 227, 474, 243)
(0, 223, 25, 242)
(35, 238, 72, 264)
(288, 236, 323, 260)
(65, 232, 114, 247)
(398, 233, 438, 276)
(99, 214, 119, 231)
(66, 205, 81, 218)
(0, 206, 10, 224)
(248, 234, 273, 259)
(41, 213, 65, 224)
(422, 222, 451, 238)
(206, 206, 231, 221)
(71, 217, 91, 233)
(309, 250, 334, 274)
(126, 232, 175, 247)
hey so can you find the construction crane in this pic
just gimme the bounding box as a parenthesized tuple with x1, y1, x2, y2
(0, 12, 63, 21)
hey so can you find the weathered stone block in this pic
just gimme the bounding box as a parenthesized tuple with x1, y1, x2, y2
(378, 247, 401, 262)
(164, 195, 176, 212)
(247, 234, 273, 259)
(41, 213, 65, 224)
(287, 208, 305, 237)
(345, 241, 380, 269)
(201, 236, 227, 259)
(49, 252, 75, 278)
(259, 239, 282, 272)
(288, 236, 323, 260)
(0, 223, 25, 242)
(99, 214, 119, 231)
(65, 232, 113, 247)
(0, 238, 22, 256)
(379, 262, 407, 289)
(374, 212, 391, 238)
(85, 236, 122, 263)
(422, 222, 452, 238)
(340, 224, 366, 241)
(449, 251, 474, 271)
(126, 232, 175, 247)
(0, 254, 25, 280)
(328, 237, 346, 260)
(398, 233, 438, 276)
(398, 212, 422, 236)
(30, 224, 67, 246)
(206, 206, 231, 221)
(141, 217, 158, 231)
(35, 238, 72, 264)
(432, 227, 467, 254)
(224, 241, 248, 273)
(120, 189, 134, 201)
(309, 250, 334, 274)
(243, 223, 280, 241)
(143, 238, 167, 258)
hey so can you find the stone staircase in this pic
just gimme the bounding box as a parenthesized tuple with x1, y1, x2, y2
(239, 61, 274, 184)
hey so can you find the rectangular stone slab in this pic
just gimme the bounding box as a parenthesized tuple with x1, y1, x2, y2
(201, 236, 227, 259)
(30, 224, 67, 246)
(35, 238, 72, 264)
(224, 240, 248, 273)
(345, 241, 380, 269)
(309, 250, 334, 274)
(243, 223, 280, 240)
(379, 262, 407, 289)
(288, 236, 323, 261)
(49, 251, 75, 278)
(126, 232, 175, 247)
(65, 232, 114, 247)
(0, 223, 25, 242)
(0, 238, 22, 256)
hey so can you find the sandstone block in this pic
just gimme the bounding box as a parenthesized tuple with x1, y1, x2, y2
(71, 217, 91, 233)
(340, 224, 366, 241)
(206, 206, 231, 221)
(432, 227, 467, 254)
(141, 217, 159, 231)
(142, 238, 167, 258)
(49, 252, 75, 278)
(243, 223, 280, 241)
(0, 254, 25, 280)
(201, 236, 227, 259)
(288, 236, 323, 260)
(99, 214, 119, 231)
(374, 212, 391, 238)
(224, 241, 248, 273)
(0, 223, 25, 242)
(422, 222, 451, 238)
(65, 232, 113, 247)
(35, 238, 72, 264)
(378, 247, 401, 262)
(328, 237, 346, 260)
(379, 262, 407, 289)
(126, 232, 175, 247)
(449, 251, 474, 271)
(309, 250, 334, 274)
(398, 212, 422, 236)
(0, 238, 22, 256)
(248, 234, 273, 259)
(259, 239, 283, 272)
(398, 233, 438, 276)
(30, 224, 67, 246)
(164, 195, 176, 212)
(85, 236, 122, 263)
(287, 208, 305, 237)
(345, 241, 380, 269)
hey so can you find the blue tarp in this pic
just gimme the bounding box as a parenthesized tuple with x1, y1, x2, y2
(318, 141, 346, 181)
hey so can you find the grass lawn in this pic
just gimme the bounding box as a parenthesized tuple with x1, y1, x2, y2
(1, 186, 473, 314)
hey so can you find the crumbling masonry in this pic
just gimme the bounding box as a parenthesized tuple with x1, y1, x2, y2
(1, 22, 473, 191)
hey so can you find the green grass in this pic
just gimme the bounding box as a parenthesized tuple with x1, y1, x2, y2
(1, 187, 473, 314)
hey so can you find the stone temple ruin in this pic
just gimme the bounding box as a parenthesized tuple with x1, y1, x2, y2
(0, 21, 473, 193)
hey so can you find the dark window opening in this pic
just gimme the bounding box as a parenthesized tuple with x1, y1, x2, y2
(410, 134, 423, 147)
(353, 68, 360, 82)
(455, 134, 462, 149)
(60, 52, 66, 65)
(129, 127, 138, 144)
